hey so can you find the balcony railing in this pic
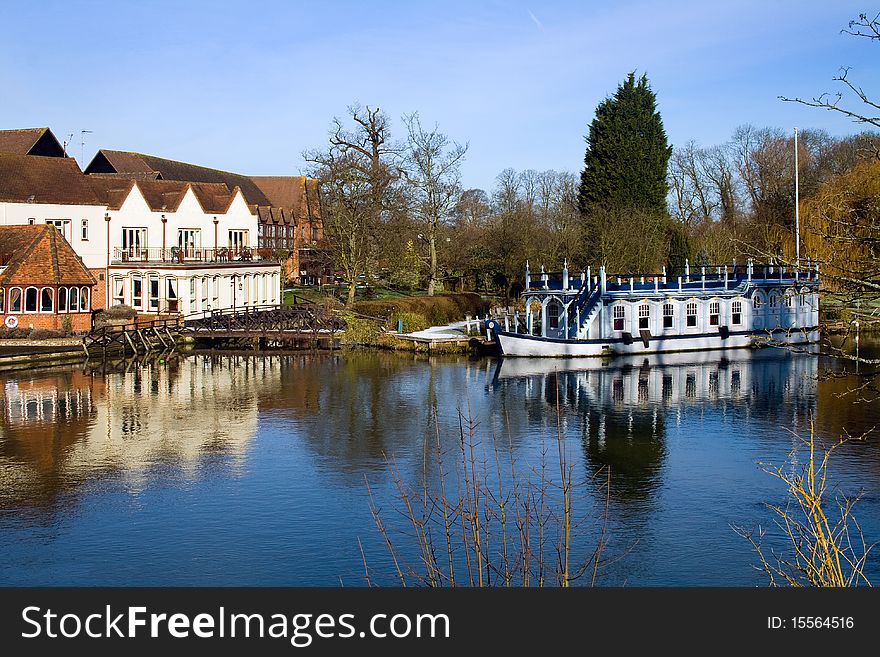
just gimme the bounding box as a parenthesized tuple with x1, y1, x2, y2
(112, 246, 279, 264)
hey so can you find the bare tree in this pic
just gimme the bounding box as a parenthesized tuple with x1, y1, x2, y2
(305, 105, 402, 306)
(780, 13, 880, 138)
(402, 113, 468, 296)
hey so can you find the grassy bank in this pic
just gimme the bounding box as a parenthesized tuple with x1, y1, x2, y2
(353, 292, 489, 332)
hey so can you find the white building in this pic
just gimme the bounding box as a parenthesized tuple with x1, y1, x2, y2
(0, 149, 280, 314)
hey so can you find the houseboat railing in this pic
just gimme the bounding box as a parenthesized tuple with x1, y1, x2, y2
(112, 246, 280, 264)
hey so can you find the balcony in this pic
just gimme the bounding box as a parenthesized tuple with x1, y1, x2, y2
(112, 246, 280, 266)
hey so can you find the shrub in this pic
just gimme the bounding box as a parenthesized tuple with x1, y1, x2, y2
(354, 292, 488, 326)
(391, 311, 430, 333)
(100, 304, 137, 320)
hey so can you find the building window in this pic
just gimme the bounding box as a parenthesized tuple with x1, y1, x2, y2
(112, 278, 125, 306)
(638, 304, 650, 330)
(613, 305, 625, 331)
(311, 226, 319, 242)
(709, 301, 720, 326)
(45, 219, 71, 241)
(25, 287, 38, 313)
(0, 289, 4, 313)
(178, 229, 201, 257)
(80, 287, 90, 311)
(663, 303, 674, 329)
(212, 277, 219, 309)
(40, 288, 53, 312)
(58, 287, 67, 312)
(769, 293, 778, 309)
(148, 274, 159, 312)
(9, 288, 22, 313)
(69, 287, 80, 312)
(686, 302, 698, 327)
(190, 278, 197, 313)
(753, 293, 764, 309)
(167, 278, 179, 313)
(27, 218, 35, 225)
(202, 276, 209, 310)
(229, 230, 249, 252)
(81, 219, 89, 241)
(784, 292, 793, 308)
(243, 274, 250, 304)
(547, 301, 560, 330)
(132, 274, 143, 310)
(732, 300, 743, 325)
(252, 275, 259, 306)
(122, 227, 147, 258)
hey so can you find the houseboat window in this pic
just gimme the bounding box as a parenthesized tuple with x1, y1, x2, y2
(784, 292, 793, 307)
(25, 287, 38, 313)
(132, 274, 143, 310)
(80, 287, 90, 311)
(40, 288, 53, 312)
(9, 288, 22, 313)
(58, 287, 67, 312)
(148, 274, 160, 312)
(663, 303, 674, 328)
(638, 304, 650, 329)
(709, 301, 720, 326)
(613, 305, 625, 331)
(800, 292, 807, 307)
(769, 293, 778, 309)
(229, 230, 249, 252)
(81, 219, 89, 241)
(686, 302, 698, 327)
(122, 228, 147, 258)
(731, 301, 742, 325)
(112, 278, 125, 306)
(547, 301, 560, 330)
(167, 278, 178, 313)
(69, 287, 79, 313)
(753, 293, 764, 309)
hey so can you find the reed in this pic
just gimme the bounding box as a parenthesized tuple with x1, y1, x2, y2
(366, 382, 611, 587)
(735, 421, 876, 587)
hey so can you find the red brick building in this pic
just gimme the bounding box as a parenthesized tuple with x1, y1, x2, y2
(0, 225, 96, 331)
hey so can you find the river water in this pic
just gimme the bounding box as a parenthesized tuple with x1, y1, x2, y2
(1, 342, 878, 586)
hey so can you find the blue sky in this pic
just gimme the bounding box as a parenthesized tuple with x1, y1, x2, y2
(1, 0, 876, 191)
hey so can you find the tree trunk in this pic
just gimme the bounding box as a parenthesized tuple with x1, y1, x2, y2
(427, 233, 438, 296)
(346, 280, 356, 308)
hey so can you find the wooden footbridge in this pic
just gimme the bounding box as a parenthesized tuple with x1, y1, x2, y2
(82, 300, 345, 357)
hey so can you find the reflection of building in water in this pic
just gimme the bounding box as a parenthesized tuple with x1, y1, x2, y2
(0, 356, 266, 507)
(493, 349, 819, 501)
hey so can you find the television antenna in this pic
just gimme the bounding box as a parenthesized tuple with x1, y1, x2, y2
(80, 130, 93, 169)
(62, 133, 73, 157)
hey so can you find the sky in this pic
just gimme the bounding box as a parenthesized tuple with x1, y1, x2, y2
(1, 0, 877, 191)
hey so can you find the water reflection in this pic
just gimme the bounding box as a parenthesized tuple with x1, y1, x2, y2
(0, 355, 266, 508)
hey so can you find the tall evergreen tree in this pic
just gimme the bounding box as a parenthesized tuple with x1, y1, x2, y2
(578, 72, 672, 216)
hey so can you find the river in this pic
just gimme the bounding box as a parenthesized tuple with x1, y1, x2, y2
(1, 342, 878, 586)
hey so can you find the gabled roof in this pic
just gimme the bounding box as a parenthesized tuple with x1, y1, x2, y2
(87, 177, 240, 214)
(86, 150, 271, 207)
(0, 128, 66, 157)
(0, 153, 102, 205)
(0, 225, 96, 286)
(250, 176, 321, 219)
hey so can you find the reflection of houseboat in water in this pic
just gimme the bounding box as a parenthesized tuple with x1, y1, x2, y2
(492, 348, 818, 408)
(491, 259, 819, 357)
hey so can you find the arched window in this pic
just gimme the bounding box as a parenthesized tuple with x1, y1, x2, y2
(753, 292, 764, 309)
(112, 278, 125, 306)
(69, 286, 80, 313)
(686, 301, 698, 327)
(768, 292, 779, 309)
(80, 287, 90, 311)
(638, 303, 650, 329)
(731, 300, 743, 325)
(9, 287, 22, 313)
(25, 287, 38, 313)
(547, 300, 560, 330)
(59, 287, 68, 312)
(662, 303, 674, 329)
(783, 291, 794, 307)
(40, 288, 54, 312)
(612, 305, 625, 331)
(0, 288, 4, 313)
(709, 301, 720, 326)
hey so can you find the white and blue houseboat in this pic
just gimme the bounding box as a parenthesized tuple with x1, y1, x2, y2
(491, 259, 820, 357)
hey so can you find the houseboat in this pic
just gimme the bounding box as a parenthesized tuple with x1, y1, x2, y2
(490, 259, 820, 357)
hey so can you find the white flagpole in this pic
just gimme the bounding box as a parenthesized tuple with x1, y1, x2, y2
(794, 127, 800, 269)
